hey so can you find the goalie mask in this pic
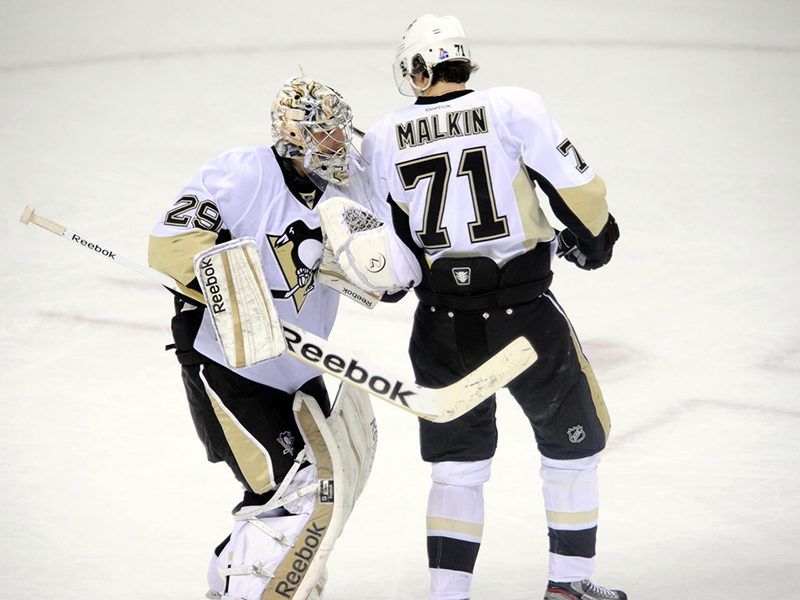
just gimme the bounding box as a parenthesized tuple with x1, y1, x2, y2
(271, 76, 354, 185)
(393, 14, 471, 97)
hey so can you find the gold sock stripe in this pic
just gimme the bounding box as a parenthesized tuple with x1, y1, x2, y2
(426, 516, 484, 538)
(545, 508, 599, 526)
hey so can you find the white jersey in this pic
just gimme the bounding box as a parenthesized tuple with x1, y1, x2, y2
(362, 87, 608, 268)
(149, 146, 347, 393)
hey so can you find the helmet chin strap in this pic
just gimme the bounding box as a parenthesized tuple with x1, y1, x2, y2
(409, 69, 433, 96)
(411, 79, 432, 96)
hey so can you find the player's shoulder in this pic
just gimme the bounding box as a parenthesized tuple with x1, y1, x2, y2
(366, 110, 401, 141)
(484, 86, 547, 114)
(191, 146, 282, 212)
(209, 146, 277, 176)
(363, 112, 400, 159)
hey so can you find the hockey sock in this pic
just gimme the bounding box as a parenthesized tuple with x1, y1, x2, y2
(540, 452, 600, 582)
(426, 459, 491, 600)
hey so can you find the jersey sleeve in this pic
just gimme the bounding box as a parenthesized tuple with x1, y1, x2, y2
(491, 88, 609, 240)
(360, 127, 393, 221)
(147, 150, 259, 303)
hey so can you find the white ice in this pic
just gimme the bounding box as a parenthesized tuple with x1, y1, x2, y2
(1, 1, 798, 598)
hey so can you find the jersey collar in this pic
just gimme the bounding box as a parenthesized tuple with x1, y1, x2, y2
(272, 146, 326, 209)
(414, 89, 475, 105)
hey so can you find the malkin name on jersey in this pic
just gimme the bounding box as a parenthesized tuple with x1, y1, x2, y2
(395, 106, 488, 150)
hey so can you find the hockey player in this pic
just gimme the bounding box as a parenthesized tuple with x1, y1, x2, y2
(148, 76, 377, 600)
(321, 14, 625, 600)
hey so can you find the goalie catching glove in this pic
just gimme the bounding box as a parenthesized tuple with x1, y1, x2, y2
(317, 196, 421, 295)
(317, 243, 381, 310)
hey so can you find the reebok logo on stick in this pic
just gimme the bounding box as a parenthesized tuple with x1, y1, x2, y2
(70, 234, 117, 259)
(282, 324, 415, 407)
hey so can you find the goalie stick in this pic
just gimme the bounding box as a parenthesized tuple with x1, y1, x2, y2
(19, 204, 537, 423)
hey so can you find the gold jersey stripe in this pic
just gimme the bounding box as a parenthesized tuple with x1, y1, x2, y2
(148, 230, 217, 304)
(426, 516, 484, 538)
(200, 369, 275, 494)
(148, 230, 218, 284)
(556, 176, 608, 237)
(512, 162, 554, 249)
(545, 508, 599, 526)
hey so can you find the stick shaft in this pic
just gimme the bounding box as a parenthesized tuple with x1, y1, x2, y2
(19, 205, 536, 421)
(19, 205, 442, 416)
(24, 206, 176, 289)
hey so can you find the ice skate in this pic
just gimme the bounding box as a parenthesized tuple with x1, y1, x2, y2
(544, 579, 627, 600)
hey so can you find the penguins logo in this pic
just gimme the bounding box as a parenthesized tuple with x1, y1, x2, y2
(277, 431, 295, 456)
(267, 220, 323, 312)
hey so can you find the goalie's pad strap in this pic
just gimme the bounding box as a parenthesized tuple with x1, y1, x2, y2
(247, 520, 293, 548)
(223, 561, 275, 579)
(233, 449, 312, 522)
(193, 238, 286, 368)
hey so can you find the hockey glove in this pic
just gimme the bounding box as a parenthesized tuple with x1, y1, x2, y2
(557, 214, 620, 270)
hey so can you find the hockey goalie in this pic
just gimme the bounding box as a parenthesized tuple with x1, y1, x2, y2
(147, 76, 379, 600)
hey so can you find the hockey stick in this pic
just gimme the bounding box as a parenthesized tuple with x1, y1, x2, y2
(19, 205, 537, 423)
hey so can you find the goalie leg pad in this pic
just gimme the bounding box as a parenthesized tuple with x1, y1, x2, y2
(266, 384, 377, 599)
(207, 387, 377, 600)
(194, 238, 286, 368)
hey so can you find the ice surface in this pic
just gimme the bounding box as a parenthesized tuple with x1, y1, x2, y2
(1, 1, 798, 598)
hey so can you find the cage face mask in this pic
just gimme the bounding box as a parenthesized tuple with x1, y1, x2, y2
(271, 76, 354, 185)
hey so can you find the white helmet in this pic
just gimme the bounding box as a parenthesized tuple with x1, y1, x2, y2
(393, 14, 471, 97)
(271, 76, 354, 185)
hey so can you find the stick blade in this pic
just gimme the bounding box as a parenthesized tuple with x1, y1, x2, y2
(19, 205, 35, 224)
(429, 336, 537, 423)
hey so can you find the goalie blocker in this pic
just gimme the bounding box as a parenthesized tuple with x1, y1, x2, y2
(194, 238, 287, 368)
